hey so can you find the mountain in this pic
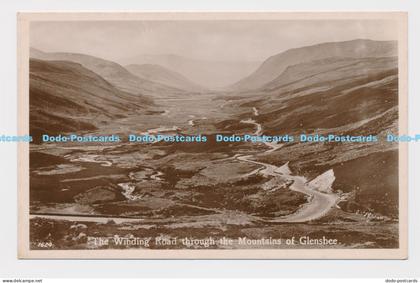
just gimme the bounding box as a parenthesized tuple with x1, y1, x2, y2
(29, 58, 152, 142)
(222, 55, 398, 137)
(119, 54, 260, 89)
(219, 54, 399, 216)
(125, 64, 206, 92)
(30, 48, 182, 96)
(230, 39, 398, 91)
(262, 56, 397, 92)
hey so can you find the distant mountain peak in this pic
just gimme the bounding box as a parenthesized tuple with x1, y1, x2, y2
(125, 63, 207, 92)
(119, 53, 261, 89)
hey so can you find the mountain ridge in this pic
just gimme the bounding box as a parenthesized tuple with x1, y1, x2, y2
(229, 39, 398, 91)
(30, 48, 184, 97)
(125, 63, 206, 92)
(119, 53, 260, 89)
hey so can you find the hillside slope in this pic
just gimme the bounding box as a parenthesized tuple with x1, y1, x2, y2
(30, 48, 182, 96)
(230, 39, 397, 91)
(30, 59, 151, 141)
(219, 55, 399, 216)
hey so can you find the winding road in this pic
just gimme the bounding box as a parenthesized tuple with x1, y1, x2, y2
(31, 104, 339, 225)
(238, 109, 339, 223)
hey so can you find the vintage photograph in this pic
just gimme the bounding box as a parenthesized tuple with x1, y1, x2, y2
(18, 12, 408, 259)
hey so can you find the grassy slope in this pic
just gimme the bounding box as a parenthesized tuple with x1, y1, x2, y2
(30, 59, 152, 142)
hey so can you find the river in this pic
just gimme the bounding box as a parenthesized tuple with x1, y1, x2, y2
(31, 104, 338, 224)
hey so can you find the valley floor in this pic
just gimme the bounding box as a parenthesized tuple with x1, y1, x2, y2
(29, 92, 399, 250)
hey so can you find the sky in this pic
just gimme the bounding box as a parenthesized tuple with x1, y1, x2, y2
(30, 19, 399, 64)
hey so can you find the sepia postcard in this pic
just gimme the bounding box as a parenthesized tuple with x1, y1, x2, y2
(17, 12, 408, 259)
